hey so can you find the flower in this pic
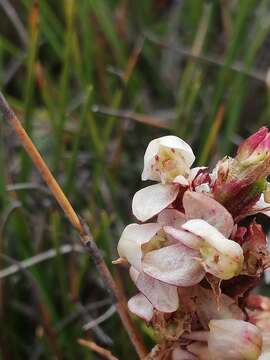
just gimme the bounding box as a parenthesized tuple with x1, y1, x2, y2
(163, 191, 243, 280)
(208, 319, 262, 360)
(116, 131, 270, 358)
(132, 136, 197, 222)
(117, 222, 204, 315)
(141, 135, 195, 184)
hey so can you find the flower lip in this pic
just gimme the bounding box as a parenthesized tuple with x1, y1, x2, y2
(182, 219, 242, 257)
(182, 219, 244, 280)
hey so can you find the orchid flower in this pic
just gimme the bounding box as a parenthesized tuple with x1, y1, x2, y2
(163, 191, 243, 280)
(132, 136, 196, 222)
(141, 135, 195, 184)
(117, 221, 204, 316)
(116, 131, 270, 358)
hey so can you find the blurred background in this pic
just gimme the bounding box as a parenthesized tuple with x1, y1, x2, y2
(0, 0, 270, 358)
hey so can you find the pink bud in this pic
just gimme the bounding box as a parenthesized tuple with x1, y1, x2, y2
(212, 128, 270, 216)
(237, 127, 270, 162)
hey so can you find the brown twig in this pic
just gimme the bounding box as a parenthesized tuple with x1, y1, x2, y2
(0, 92, 147, 359)
(78, 338, 119, 360)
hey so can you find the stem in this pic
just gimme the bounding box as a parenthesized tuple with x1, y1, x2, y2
(0, 92, 147, 359)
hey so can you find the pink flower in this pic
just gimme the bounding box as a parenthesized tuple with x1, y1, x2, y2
(163, 191, 243, 280)
(132, 136, 201, 222)
(117, 222, 204, 315)
(236, 127, 270, 164)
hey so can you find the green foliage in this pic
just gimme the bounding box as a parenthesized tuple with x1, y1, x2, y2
(0, 0, 270, 358)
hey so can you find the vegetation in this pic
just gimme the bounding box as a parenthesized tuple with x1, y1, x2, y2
(0, 0, 270, 358)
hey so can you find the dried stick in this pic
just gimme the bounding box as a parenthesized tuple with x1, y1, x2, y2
(78, 338, 119, 360)
(0, 92, 147, 359)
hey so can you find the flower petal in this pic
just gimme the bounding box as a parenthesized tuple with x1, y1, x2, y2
(208, 319, 262, 360)
(136, 271, 179, 313)
(249, 195, 270, 218)
(173, 175, 189, 186)
(183, 191, 234, 238)
(129, 266, 140, 283)
(132, 184, 179, 222)
(189, 167, 208, 182)
(117, 223, 161, 271)
(195, 286, 244, 329)
(172, 347, 198, 360)
(164, 226, 202, 248)
(142, 243, 205, 286)
(182, 219, 242, 257)
(259, 352, 270, 360)
(157, 209, 186, 228)
(182, 219, 244, 280)
(187, 342, 209, 360)
(128, 293, 153, 322)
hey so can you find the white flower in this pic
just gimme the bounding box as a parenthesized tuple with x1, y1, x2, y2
(141, 135, 195, 184)
(132, 135, 196, 223)
(117, 222, 205, 288)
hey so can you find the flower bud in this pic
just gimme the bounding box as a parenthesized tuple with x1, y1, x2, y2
(212, 128, 270, 216)
(208, 319, 262, 360)
(236, 127, 270, 164)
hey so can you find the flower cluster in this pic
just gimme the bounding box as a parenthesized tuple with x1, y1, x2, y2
(116, 130, 270, 359)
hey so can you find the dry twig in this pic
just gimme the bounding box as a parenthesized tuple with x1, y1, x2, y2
(0, 92, 147, 359)
(78, 338, 119, 360)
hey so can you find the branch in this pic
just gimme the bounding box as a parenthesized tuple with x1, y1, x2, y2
(78, 338, 119, 360)
(0, 92, 147, 359)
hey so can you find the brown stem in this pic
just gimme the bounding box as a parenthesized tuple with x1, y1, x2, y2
(78, 338, 119, 360)
(0, 92, 147, 359)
